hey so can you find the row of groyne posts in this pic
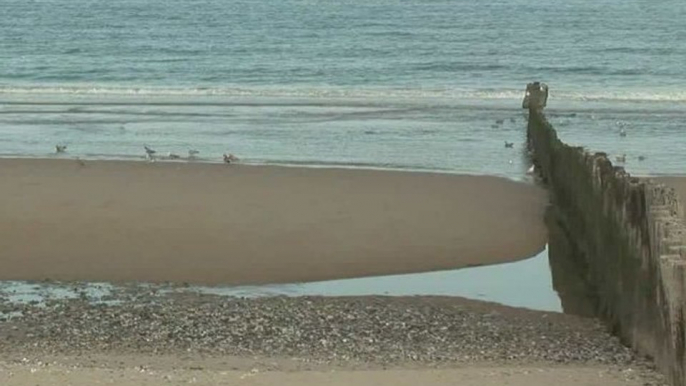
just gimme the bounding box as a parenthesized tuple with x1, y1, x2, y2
(523, 82, 686, 385)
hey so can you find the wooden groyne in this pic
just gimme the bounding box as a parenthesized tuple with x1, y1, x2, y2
(524, 82, 686, 385)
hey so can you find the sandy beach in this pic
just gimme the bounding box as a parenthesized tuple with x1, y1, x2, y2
(0, 158, 548, 284)
(0, 362, 653, 386)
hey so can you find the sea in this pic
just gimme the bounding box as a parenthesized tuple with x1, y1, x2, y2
(1, 0, 685, 311)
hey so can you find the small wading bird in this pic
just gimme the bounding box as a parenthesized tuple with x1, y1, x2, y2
(55, 145, 67, 153)
(504, 141, 514, 148)
(144, 145, 156, 161)
(223, 153, 239, 164)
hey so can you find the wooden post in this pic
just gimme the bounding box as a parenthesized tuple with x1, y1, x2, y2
(522, 81, 549, 110)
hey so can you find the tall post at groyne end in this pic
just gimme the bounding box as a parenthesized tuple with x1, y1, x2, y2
(523, 82, 686, 386)
(522, 81, 548, 110)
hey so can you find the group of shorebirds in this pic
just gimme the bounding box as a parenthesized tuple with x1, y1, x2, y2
(497, 117, 648, 173)
(614, 124, 646, 164)
(55, 144, 240, 164)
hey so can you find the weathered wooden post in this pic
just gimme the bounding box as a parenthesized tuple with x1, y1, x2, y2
(522, 81, 548, 110)
(523, 82, 549, 179)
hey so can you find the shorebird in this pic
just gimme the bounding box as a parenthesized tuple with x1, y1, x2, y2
(504, 141, 514, 148)
(223, 153, 239, 164)
(144, 145, 156, 161)
(168, 152, 181, 160)
(188, 149, 200, 159)
(55, 145, 67, 153)
(615, 154, 626, 163)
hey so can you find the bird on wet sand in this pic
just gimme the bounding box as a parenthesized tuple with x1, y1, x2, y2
(144, 145, 156, 161)
(223, 153, 239, 164)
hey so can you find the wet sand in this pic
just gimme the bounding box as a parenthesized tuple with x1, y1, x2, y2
(0, 158, 548, 285)
(0, 362, 654, 386)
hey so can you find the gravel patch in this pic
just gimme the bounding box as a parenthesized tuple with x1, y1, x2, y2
(0, 282, 647, 370)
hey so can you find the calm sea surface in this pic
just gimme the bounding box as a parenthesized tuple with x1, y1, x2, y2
(1, 0, 685, 178)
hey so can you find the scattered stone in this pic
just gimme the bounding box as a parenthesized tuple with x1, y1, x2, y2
(0, 285, 640, 368)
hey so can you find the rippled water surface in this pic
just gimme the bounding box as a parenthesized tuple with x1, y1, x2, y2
(0, 0, 684, 178)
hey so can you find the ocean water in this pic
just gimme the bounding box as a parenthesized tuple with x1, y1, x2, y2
(1, 0, 685, 311)
(1, 0, 685, 179)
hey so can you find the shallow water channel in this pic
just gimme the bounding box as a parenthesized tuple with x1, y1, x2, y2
(0, 246, 562, 315)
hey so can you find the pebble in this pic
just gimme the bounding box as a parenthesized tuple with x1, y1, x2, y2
(0, 285, 641, 368)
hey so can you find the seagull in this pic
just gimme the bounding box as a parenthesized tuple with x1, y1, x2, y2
(615, 154, 626, 163)
(504, 141, 514, 148)
(223, 153, 239, 164)
(55, 145, 67, 153)
(144, 145, 156, 161)
(167, 152, 181, 160)
(188, 149, 200, 159)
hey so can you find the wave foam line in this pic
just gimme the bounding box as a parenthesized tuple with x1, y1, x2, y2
(0, 85, 685, 103)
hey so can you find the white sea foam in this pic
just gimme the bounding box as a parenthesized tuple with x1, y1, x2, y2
(1, 84, 685, 104)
